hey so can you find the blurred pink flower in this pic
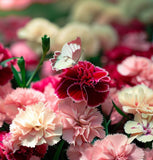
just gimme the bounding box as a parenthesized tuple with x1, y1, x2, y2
(40, 61, 57, 78)
(4, 88, 46, 120)
(0, 82, 13, 99)
(9, 103, 62, 151)
(121, 32, 151, 51)
(0, 16, 30, 44)
(67, 143, 92, 160)
(0, 0, 31, 10)
(117, 56, 153, 89)
(144, 148, 153, 160)
(31, 75, 59, 92)
(0, 0, 53, 10)
(83, 134, 144, 160)
(58, 98, 105, 145)
(56, 61, 110, 107)
(10, 41, 39, 70)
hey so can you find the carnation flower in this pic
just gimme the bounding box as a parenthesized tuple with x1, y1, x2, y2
(104, 64, 133, 89)
(118, 85, 153, 114)
(117, 56, 153, 89)
(83, 134, 144, 160)
(55, 61, 110, 107)
(102, 88, 123, 125)
(0, 43, 13, 86)
(31, 76, 59, 92)
(92, 24, 118, 51)
(9, 103, 62, 151)
(0, 132, 47, 160)
(53, 23, 100, 58)
(0, 82, 13, 99)
(144, 148, 153, 160)
(67, 143, 92, 160)
(4, 88, 46, 120)
(10, 41, 39, 70)
(124, 113, 153, 143)
(18, 18, 59, 54)
(58, 98, 105, 145)
(121, 32, 151, 51)
(0, 16, 30, 44)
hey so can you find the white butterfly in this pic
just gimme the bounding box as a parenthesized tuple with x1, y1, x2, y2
(50, 37, 81, 71)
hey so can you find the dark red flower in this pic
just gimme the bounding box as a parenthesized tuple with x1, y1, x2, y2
(105, 45, 153, 65)
(0, 44, 13, 86)
(111, 19, 145, 38)
(104, 64, 134, 90)
(0, 131, 47, 160)
(55, 61, 110, 107)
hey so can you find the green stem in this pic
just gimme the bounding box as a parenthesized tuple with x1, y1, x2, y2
(26, 53, 46, 87)
(53, 140, 64, 160)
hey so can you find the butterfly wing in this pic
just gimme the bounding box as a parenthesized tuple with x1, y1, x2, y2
(51, 37, 81, 71)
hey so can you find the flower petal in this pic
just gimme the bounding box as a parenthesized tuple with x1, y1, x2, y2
(67, 83, 83, 101)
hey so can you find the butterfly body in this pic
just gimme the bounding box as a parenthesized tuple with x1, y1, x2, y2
(51, 37, 81, 71)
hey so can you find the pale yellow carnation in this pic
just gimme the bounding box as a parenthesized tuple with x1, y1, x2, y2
(18, 18, 59, 54)
(71, 0, 106, 23)
(92, 24, 118, 51)
(10, 103, 62, 151)
(118, 85, 153, 114)
(53, 22, 100, 58)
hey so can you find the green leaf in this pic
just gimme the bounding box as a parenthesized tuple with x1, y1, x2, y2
(112, 101, 129, 119)
(0, 57, 18, 67)
(11, 65, 22, 87)
(17, 57, 26, 87)
(42, 35, 50, 54)
(53, 140, 64, 160)
(103, 117, 111, 135)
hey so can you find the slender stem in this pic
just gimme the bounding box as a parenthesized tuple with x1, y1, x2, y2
(53, 140, 65, 160)
(26, 53, 46, 87)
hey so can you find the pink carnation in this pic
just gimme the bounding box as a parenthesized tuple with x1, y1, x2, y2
(0, 43, 13, 86)
(10, 41, 39, 70)
(102, 88, 123, 125)
(117, 55, 153, 89)
(31, 75, 59, 92)
(104, 64, 133, 89)
(0, 132, 47, 160)
(67, 143, 92, 160)
(9, 103, 62, 151)
(144, 148, 153, 160)
(0, 82, 13, 99)
(4, 88, 46, 120)
(55, 61, 110, 107)
(58, 98, 105, 145)
(40, 61, 57, 78)
(121, 32, 151, 51)
(0, 16, 30, 44)
(83, 134, 144, 160)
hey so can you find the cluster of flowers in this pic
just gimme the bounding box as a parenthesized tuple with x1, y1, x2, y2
(0, 0, 153, 160)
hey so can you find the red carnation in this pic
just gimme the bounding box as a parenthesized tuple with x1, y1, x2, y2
(0, 44, 13, 86)
(55, 61, 110, 107)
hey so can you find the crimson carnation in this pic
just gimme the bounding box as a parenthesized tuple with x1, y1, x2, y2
(55, 61, 110, 107)
(0, 44, 13, 86)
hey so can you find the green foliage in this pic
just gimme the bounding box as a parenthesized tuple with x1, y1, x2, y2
(112, 101, 129, 120)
